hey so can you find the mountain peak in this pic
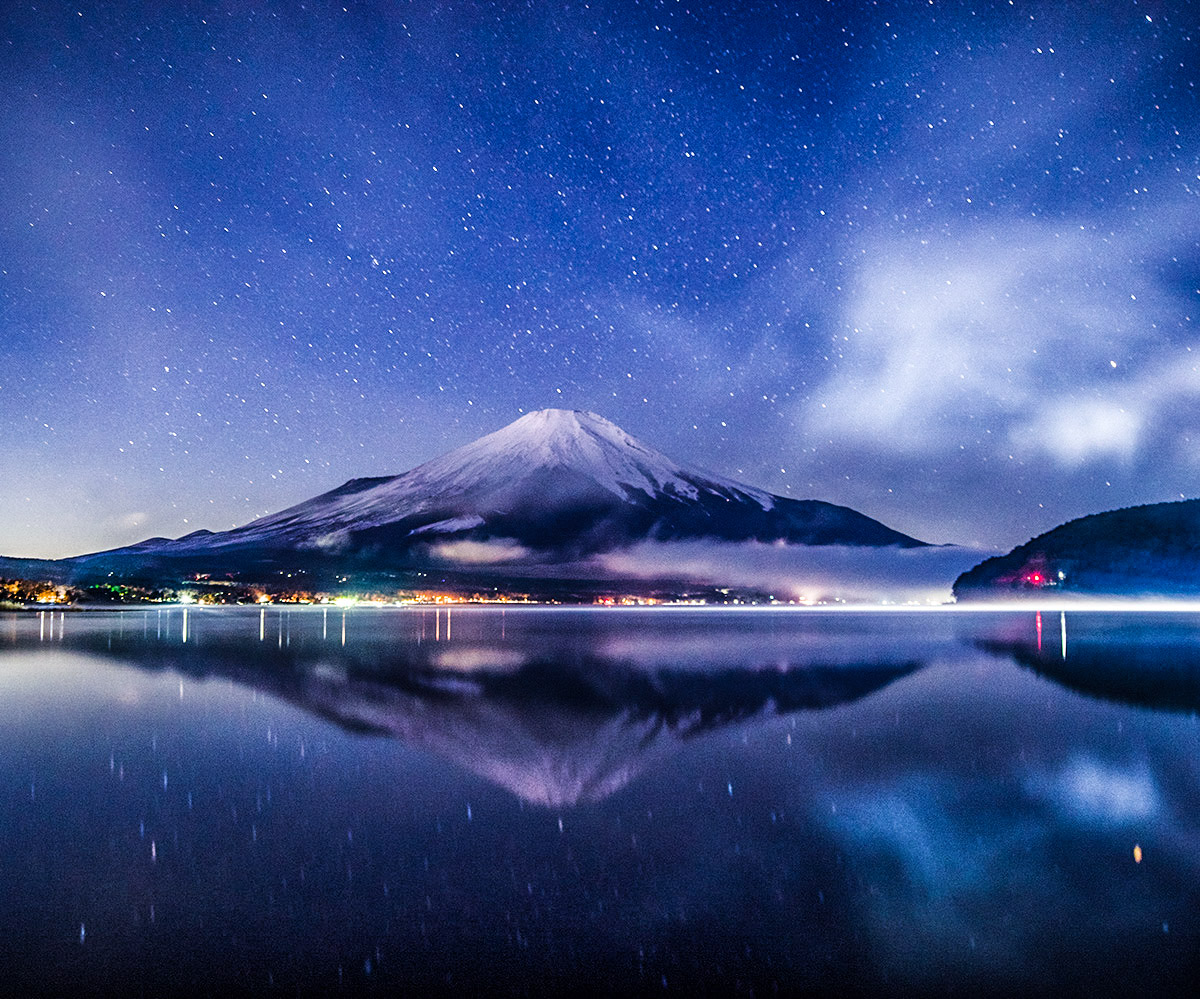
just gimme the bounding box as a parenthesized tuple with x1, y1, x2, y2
(479, 408, 651, 461)
(423, 407, 732, 504)
(510, 408, 613, 432)
(488, 408, 632, 453)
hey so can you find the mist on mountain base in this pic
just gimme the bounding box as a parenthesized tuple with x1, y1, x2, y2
(594, 540, 997, 604)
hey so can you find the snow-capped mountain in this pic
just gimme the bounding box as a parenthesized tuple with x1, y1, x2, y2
(206, 408, 781, 548)
(64, 409, 928, 581)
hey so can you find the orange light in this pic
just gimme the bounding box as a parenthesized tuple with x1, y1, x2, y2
(1133, 844, 1143, 863)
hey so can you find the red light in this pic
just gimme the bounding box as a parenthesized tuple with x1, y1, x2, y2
(1029, 573, 1042, 585)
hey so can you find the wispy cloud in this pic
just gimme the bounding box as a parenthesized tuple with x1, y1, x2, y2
(807, 208, 1200, 466)
(433, 539, 530, 565)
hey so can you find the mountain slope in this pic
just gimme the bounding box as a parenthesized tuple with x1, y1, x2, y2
(62, 409, 928, 581)
(953, 498, 1200, 600)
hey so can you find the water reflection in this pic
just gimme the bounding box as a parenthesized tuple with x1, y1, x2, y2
(4, 608, 1200, 994)
(981, 612, 1200, 713)
(7, 607, 928, 806)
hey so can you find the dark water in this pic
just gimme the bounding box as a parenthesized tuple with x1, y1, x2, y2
(2, 606, 1199, 995)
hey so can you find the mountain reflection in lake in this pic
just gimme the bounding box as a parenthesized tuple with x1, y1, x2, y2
(2, 607, 1199, 995)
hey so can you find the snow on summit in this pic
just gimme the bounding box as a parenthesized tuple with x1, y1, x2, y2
(406, 408, 772, 506)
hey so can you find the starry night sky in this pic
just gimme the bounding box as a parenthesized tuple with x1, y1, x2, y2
(1, 0, 1197, 559)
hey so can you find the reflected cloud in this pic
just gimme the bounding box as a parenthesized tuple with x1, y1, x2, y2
(816, 762, 1172, 991)
(828, 778, 983, 894)
(1024, 758, 1159, 826)
(789, 621, 1200, 991)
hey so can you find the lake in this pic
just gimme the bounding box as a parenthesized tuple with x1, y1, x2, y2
(1, 606, 1197, 994)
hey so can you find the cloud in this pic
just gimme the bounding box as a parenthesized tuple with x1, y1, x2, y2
(118, 512, 149, 532)
(432, 539, 530, 564)
(1009, 400, 1144, 468)
(307, 530, 351, 552)
(1010, 351, 1200, 468)
(803, 205, 1200, 476)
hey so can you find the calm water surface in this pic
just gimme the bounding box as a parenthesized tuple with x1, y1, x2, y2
(2, 606, 1198, 995)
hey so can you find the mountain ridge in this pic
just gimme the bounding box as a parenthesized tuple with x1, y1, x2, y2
(9, 409, 932, 589)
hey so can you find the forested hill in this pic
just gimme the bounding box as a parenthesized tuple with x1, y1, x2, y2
(953, 499, 1200, 600)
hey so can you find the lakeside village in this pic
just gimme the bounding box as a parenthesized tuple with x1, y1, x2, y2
(1, 575, 780, 610)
